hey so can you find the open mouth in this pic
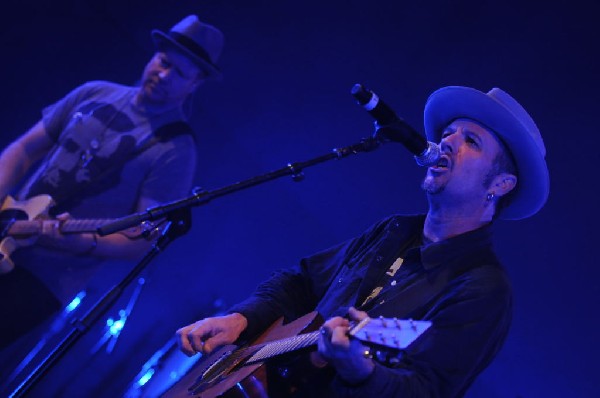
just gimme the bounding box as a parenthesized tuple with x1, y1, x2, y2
(145, 81, 166, 97)
(430, 155, 450, 170)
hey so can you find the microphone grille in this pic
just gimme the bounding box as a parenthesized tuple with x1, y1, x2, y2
(414, 142, 441, 167)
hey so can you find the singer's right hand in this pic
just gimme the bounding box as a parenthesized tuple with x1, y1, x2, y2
(176, 312, 248, 356)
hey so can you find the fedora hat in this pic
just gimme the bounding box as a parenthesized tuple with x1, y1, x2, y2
(424, 86, 549, 220)
(152, 15, 224, 78)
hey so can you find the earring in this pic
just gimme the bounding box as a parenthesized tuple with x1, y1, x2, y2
(486, 192, 496, 201)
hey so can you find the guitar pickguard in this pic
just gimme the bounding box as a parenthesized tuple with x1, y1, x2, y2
(0, 195, 54, 273)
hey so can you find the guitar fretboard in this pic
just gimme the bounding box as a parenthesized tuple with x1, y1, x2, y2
(8, 219, 113, 235)
(245, 331, 320, 364)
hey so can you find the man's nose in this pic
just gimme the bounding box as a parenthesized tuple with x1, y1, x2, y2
(440, 136, 454, 154)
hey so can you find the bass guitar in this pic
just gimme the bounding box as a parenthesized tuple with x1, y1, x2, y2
(161, 311, 431, 397)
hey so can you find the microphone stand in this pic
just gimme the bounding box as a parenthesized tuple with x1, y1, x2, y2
(97, 136, 380, 236)
(9, 136, 381, 397)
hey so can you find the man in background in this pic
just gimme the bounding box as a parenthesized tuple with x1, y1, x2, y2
(0, 15, 224, 353)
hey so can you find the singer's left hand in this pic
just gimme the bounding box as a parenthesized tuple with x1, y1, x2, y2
(317, 307, 375, 384)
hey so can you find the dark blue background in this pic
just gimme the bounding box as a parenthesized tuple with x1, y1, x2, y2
(1, 0, 598, 396)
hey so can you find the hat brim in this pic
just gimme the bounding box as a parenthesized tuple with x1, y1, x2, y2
(151, 30, 222, 79)
(424, 86, 549, 220)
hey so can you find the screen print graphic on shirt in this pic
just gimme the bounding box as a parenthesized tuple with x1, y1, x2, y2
(26, 102, 138, 207)
(362, 256, 404, 307)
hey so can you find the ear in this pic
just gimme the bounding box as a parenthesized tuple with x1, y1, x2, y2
(490, 173, 517, 198)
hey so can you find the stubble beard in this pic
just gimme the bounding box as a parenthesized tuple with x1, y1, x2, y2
(421, 174, 446, 195)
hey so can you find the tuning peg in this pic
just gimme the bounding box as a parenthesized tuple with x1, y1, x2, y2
(379, 315, 387, 327)
(409, 318, 417, 331)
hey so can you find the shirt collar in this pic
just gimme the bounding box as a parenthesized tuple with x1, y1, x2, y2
(417, 222, 494, 270)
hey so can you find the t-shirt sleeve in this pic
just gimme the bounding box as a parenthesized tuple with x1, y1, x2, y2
(41, 81, 105, 142)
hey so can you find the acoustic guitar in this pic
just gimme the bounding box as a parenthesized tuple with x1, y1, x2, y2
(161, 311, 431, 397)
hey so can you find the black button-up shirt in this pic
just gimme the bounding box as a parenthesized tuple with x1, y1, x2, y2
(229, 214, 512, 397)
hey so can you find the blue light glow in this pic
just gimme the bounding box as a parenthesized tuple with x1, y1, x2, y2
(109, 319, 125, 335)
(137, 369, 155, 387)
(65, 291, 86, 313)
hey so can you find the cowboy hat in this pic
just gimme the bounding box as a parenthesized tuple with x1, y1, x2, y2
(424, 86, 549, 220)
(152, 15, 224, 78)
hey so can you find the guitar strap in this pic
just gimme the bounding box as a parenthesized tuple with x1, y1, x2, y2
(53, 121, 194, 213)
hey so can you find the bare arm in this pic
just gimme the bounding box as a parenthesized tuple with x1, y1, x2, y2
(89, 196, 163, 259)
(0, 121, 54, 198)
(34, 197, 162, 260)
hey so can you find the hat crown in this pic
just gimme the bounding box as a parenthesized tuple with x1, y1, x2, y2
(169, 15, 224, 64)
(487, 88, 546, 157)
(152, 15, 224, 77)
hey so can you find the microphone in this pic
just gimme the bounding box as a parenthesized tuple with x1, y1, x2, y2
(351, 83, 440, 167)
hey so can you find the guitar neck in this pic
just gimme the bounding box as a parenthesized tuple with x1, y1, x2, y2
(60, 219, 113, 233)
(8, 219, 114, 236)
(245, 331, 320, 364)
(245, 316, 432, 365)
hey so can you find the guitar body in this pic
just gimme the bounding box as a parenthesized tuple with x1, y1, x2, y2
(161, 312, 321, 398)
(0, 194, 54, 273)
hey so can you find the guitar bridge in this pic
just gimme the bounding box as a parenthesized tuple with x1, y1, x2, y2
(188, 347, 255, 395)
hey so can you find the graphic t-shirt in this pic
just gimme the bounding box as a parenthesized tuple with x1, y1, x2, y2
(14, 80, 198, 303)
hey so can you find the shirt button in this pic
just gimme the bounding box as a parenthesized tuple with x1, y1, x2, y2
(338, 278, 343, 283)
(376, 256, 383, 262)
